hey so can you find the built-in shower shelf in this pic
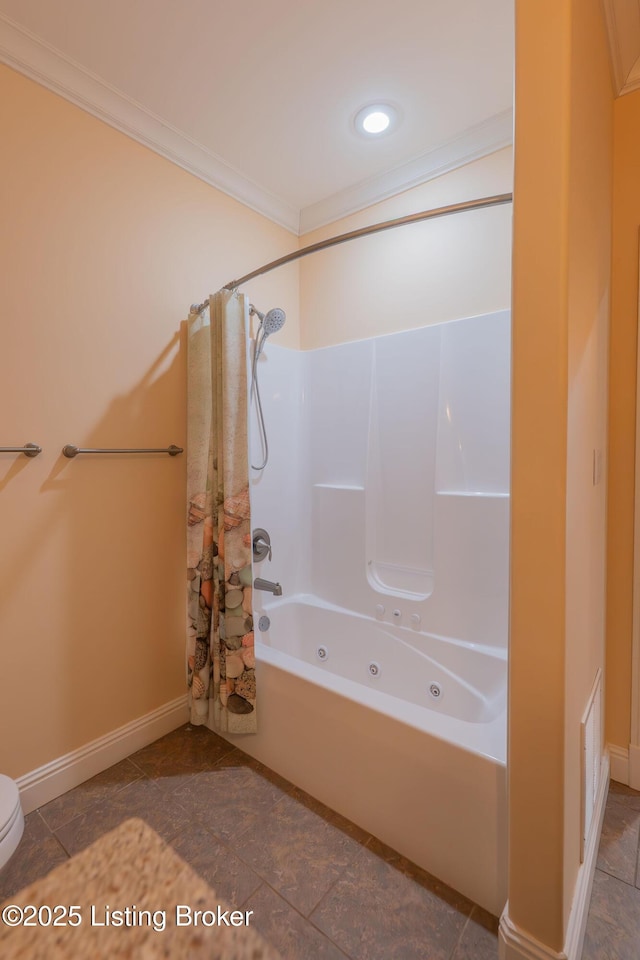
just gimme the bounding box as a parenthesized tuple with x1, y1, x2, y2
(313, 483, 365, 491)
(367, 560, 433, 600)
(436, 490, 509, 498)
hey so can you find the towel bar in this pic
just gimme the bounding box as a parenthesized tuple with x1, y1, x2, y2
(0, 443, 41, 457)
(62, 444, 183, 458)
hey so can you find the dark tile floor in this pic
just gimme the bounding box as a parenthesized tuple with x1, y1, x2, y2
(0, 724, 498, 959)
(582, 780, 640, 959)
(5, 724, 637, 957)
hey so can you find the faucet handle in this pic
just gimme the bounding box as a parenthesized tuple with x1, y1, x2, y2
(252, 528, 272, 562)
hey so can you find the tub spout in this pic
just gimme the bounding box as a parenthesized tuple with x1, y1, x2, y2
(254, 577, 283, 597)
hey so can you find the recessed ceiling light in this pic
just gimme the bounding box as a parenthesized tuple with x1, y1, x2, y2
(353, 102, 399, 138)
(363, 111, 390, 134)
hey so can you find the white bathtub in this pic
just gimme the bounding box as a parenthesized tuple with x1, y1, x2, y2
(226, 592, 507, 916)
(226, 316, 510, 916)
(257, 595, 506, 761)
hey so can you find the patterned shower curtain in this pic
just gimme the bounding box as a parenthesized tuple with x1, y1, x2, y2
(186, 289, 256, 733)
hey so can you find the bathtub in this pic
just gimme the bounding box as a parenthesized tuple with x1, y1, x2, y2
(229, 315, 510, 916)
(227, 593, 507, 916)
(258, 595, 506, 760)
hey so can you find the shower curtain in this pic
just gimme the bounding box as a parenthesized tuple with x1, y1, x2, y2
(186, 289, 256, 733)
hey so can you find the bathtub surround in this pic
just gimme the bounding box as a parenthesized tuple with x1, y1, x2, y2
(249, 312, 510, 636)
(187, 291, 257, 734)
(236, 310, 510, 915)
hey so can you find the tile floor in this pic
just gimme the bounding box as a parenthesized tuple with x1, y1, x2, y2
(582, 780, 640, 959)
(0, 724, 497, 959)
(3, 724, 636, 959)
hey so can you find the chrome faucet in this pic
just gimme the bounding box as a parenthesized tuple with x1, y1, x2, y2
(254, 577, 283, 597)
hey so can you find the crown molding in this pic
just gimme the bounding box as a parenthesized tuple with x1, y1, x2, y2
(0, 12, 300, 234)
(298, 109, 513, 235)
(0, 11, 512, 236)
(603, 0, 640, 96)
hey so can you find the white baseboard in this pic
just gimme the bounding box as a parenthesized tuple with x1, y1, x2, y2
(499, 914, 568, 960)
(628, 744, 640, 791)
(16, 696, 189, 814)
(499, 752, 610, 960)
(608, 743, 629, 785)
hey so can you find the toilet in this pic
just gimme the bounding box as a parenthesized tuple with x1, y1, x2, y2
(0, 775, 24, 871)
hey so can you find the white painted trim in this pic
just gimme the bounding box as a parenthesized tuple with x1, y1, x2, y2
(602, 0, 640, 96)
(608, 743, 630, 785)
(580, 669, 603, 861)
(563, 754, 609, 960)
(499, 753, 610, 960)
(16, 696, 189, 815)
(629, 743, 640, 790)
(299, 109, 514, 235)
(0, 13, 300, 234)
(499, 914, 567, 960)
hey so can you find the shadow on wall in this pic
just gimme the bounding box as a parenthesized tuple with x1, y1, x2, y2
(0, 323, 187, 769)
(0, 456, 36, 493)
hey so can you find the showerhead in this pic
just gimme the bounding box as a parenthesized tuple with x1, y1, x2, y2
(262, 307, 286, 336)
(251, 305, 286, 360)
(250, 305, 287, 472)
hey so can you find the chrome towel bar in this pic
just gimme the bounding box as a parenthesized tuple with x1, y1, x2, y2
(0, 443, 42, 457)
(62, 444, 183, 458)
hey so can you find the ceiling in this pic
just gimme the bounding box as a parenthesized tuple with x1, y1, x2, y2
(0, 0, 514, 233)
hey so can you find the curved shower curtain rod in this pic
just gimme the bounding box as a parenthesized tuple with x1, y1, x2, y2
(190, 192, 512, 313)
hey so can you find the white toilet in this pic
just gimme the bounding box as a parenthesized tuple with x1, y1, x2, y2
(0, 775, 24, 871)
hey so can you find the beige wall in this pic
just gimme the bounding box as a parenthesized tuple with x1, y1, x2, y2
(563, 0, 612, 927)
(606, 90, 640, 751)
(0, 64, 298, 779)
(299, 148, 513, 349)
(508, 0, 612, 950)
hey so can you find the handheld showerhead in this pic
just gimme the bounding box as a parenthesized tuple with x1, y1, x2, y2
(262, 307, 286, 336)
(250, 305, 287, 472)
(249, 304, 286, 336)
(251, 305, 286, 361)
